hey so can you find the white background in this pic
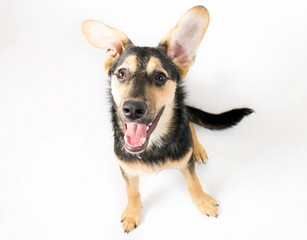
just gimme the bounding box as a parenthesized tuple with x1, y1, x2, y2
(1, 0, 307, 239)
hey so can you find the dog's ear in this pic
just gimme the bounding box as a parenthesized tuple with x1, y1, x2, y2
(158, 6, 209, 77)
(82, 20, 133, 70)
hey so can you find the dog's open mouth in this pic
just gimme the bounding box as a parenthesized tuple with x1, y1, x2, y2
(123, 107, 165, 153)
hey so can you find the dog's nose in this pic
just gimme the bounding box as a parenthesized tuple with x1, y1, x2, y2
(122, 100, 147, 120)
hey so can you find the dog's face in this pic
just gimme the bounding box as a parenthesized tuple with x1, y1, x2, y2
(108, 47, 180, 153)
(82, 6, 210, 153)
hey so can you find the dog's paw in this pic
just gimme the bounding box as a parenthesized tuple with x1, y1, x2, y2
(193, 143, 208, 164)
(121, 205, 141, 233)
(194, 193, 219, 217)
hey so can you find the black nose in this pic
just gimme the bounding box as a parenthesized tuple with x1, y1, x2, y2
(122, 100, 147, 120)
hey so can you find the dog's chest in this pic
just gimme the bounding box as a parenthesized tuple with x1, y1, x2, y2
(117, 148, 192, 175)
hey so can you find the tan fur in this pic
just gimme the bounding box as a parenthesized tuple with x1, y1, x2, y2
(180, 166, 218, 217)
(112, 55, 178, 149)
(189, 122, 208, 163)
(81, 20, 132, 70)
(118, 148, 193, 232)
(146, 56, 169, 77)
(82, 6, 218, 233)
(144, 57, 177, 147)
(104, 54, 118, 72)
(144, 57, 176, 112)
(150, 77, 176, 110)
(145, 80, 177, 148)
(104, 38, 131, 71)
(117, 147, 193, 175)
(121, 174, 142, 233)
(111, 55, 138, 106)
(147, 99, 175, 149)
(159, 6, 210, 77)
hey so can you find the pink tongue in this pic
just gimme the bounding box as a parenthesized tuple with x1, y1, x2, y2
(124, 123, 147, 147)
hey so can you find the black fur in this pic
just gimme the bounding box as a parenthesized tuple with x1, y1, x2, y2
(108, 47, 180, 82)
(110, 84, 192, 165)
(187, 155, 196, 174)
(187, 106, 254, 130)
(109, 47, 191, 165)
(108, 46, 253, 166)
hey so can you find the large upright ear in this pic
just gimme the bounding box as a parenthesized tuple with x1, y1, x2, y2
(82, 20, 133, 70)
(158, 6, 210, 77)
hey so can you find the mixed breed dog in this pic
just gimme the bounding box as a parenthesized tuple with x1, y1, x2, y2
(82, 5, 253, 233)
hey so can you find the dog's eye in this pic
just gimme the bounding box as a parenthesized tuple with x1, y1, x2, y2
(154, 72, 168, 85)
(116, 68, 128, 81)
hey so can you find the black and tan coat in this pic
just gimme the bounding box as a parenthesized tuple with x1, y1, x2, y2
(82, 5, 253, 233)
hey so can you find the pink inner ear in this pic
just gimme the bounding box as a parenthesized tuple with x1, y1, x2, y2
(170, 42, 189, 64)
(166, 14, 207, 67)
(104, 39, 124, 57)
(169, 40, 194, 67)
(167, 29, 199, 66)
(107, 49, 117, 57)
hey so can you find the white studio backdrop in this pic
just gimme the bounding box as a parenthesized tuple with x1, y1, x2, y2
(0, 0, 307, 239)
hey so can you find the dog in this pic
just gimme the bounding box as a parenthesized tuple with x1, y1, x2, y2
(82, 5, 253, 233)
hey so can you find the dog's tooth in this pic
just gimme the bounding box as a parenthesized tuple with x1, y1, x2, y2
(146, 126, 149, 131)
(142, 138, 146, 144)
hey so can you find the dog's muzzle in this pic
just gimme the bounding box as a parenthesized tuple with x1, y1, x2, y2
(121, 103, 165, 153)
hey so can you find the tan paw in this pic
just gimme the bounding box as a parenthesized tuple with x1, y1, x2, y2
(193, 143, 208, 164)
(194, 193, 219, 217)
(121, 205, 141, 233)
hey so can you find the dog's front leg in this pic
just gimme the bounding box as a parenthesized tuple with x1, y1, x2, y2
(180, 159, 218, 217)
(120, 168, 142, 233)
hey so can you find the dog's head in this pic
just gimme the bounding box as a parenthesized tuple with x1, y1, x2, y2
(82, 6, 209, 154)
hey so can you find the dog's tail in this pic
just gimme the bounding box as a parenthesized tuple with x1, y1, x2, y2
(187, 106, 254, 130)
